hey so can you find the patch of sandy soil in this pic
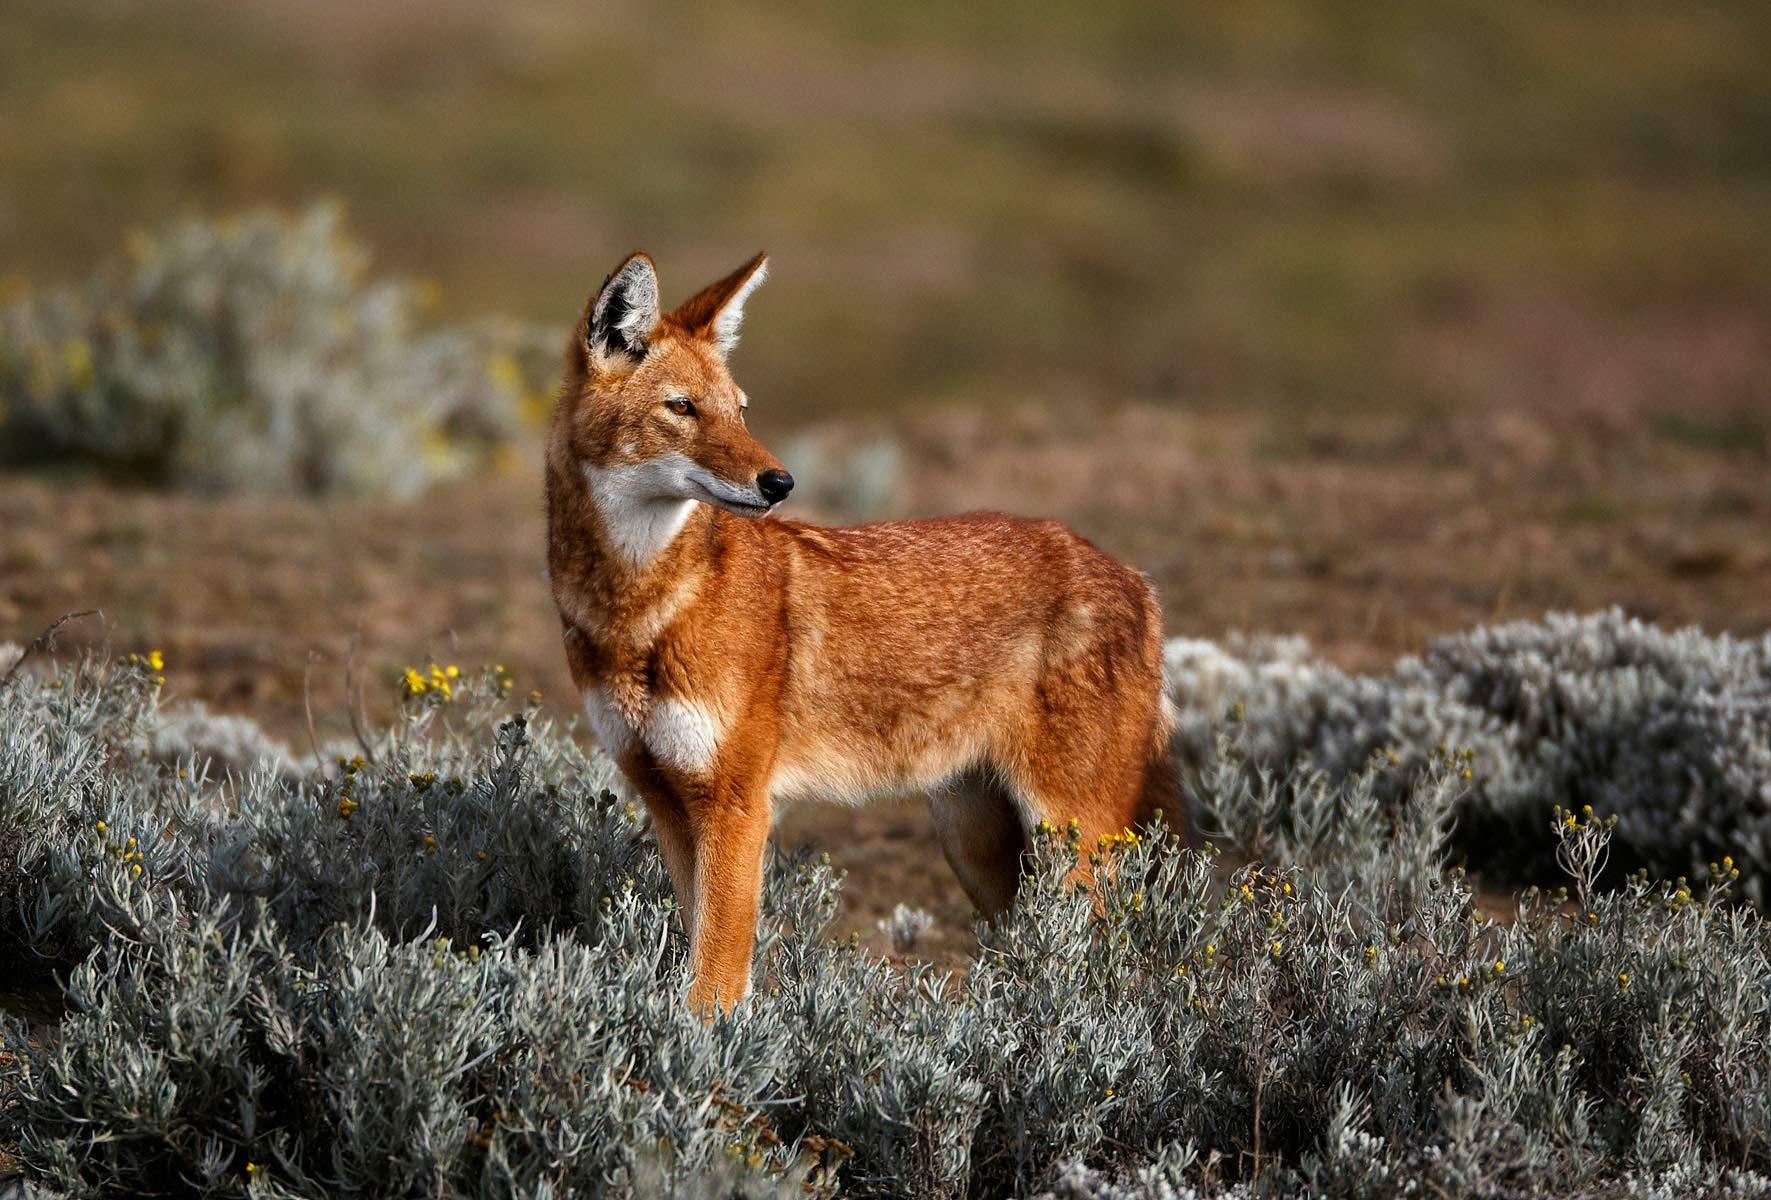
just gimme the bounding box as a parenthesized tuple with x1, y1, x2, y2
(2, 398, 1766, 965)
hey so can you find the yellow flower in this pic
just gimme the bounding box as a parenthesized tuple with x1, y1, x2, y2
(1493, 960, 1505, 973)
(421, 429, 456, 472)
(146, 649, 165, 672)
(61, 338, 94, 389)
(492, 442, 523, 477)
(403, 667, 429, 697)
(95, 820, 106, 833)
(486, 351, 525, 396)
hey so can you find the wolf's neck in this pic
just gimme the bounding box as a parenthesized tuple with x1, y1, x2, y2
(584, 465, 699, 568)
(546, 453, 714, 641)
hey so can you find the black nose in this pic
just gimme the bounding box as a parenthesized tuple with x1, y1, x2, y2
(756, 469, 794, 504)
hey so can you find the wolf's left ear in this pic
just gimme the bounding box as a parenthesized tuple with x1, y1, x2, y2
(584, 252, 660, 365)
(670, 252, 769, 358)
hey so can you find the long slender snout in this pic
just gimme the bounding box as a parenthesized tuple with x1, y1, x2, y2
(681, 458, 791, 517)
(756, 469, 794, 504)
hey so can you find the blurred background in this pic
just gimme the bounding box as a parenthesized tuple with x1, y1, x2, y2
(2, 0, 1767, 946)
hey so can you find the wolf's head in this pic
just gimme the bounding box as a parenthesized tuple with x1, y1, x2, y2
(552, 252, 792, 562)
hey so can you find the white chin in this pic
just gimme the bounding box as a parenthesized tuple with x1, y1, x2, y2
(708, 497, 772, 518)
(689, 479, 772, 517)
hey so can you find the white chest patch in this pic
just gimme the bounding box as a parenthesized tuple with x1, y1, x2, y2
(644, 697, 723, 774)
(582, 687, 638, 758)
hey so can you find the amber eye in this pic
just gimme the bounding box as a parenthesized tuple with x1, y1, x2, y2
(665, 397, 697, 417)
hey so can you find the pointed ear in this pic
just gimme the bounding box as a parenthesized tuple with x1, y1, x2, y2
(581, 252, 660, 366)
(669, 252, 769, 358)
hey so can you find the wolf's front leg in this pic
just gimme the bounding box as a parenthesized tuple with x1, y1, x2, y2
(633, 775, 699, 942)
(685, 784, 772, 1015)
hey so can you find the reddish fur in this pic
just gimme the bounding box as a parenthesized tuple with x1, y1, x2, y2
(547, 253, 1180, 1013)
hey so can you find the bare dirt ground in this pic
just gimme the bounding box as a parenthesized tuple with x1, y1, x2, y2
(4, 398, 1765, 963)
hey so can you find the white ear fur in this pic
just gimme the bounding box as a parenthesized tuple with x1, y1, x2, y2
(589, 255, 660, 361)
(708, 258, 767, 357)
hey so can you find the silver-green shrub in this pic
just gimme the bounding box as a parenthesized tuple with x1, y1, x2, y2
(3, 617, 1770, 1197)
(147, 701, 296, 779)
(1167, 609, 1771, 903)
(0, 203, 536, 496)
(877, 903, 936, 954)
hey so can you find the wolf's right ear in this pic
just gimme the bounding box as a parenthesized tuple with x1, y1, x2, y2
(581, 252, 660, 368)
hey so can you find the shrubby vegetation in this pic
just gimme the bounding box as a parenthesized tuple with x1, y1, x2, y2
(1168, 609, 1771, 903)
(2, 614, 1769, 1197)
(0, 204, 549, 496)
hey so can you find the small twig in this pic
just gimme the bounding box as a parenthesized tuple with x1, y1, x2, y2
(1250, 1037, 1265, 1185)
(302, 650, 326, 776)
(1490, 572, 1515, 623)
(0, 609, 102, 692)
(345, 632, 378, 766)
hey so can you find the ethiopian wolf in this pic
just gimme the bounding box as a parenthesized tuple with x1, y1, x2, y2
(545, 252, 1179, 1012)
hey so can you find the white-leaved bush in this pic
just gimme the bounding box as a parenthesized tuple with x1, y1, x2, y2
(1, 611, 1768, 1197)
(0, 204, 541, 497)
(1169, 608, 1771, 903)
(877, 903, 936, 954)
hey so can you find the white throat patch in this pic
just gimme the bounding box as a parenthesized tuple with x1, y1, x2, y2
(584, 455, 700, 566)
(585, 451, 774, 566)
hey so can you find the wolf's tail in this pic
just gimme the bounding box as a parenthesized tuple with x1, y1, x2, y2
(1139, 691, 1188, 845)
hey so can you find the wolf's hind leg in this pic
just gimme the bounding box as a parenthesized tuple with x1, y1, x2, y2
(928, 767, 1028, 921)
